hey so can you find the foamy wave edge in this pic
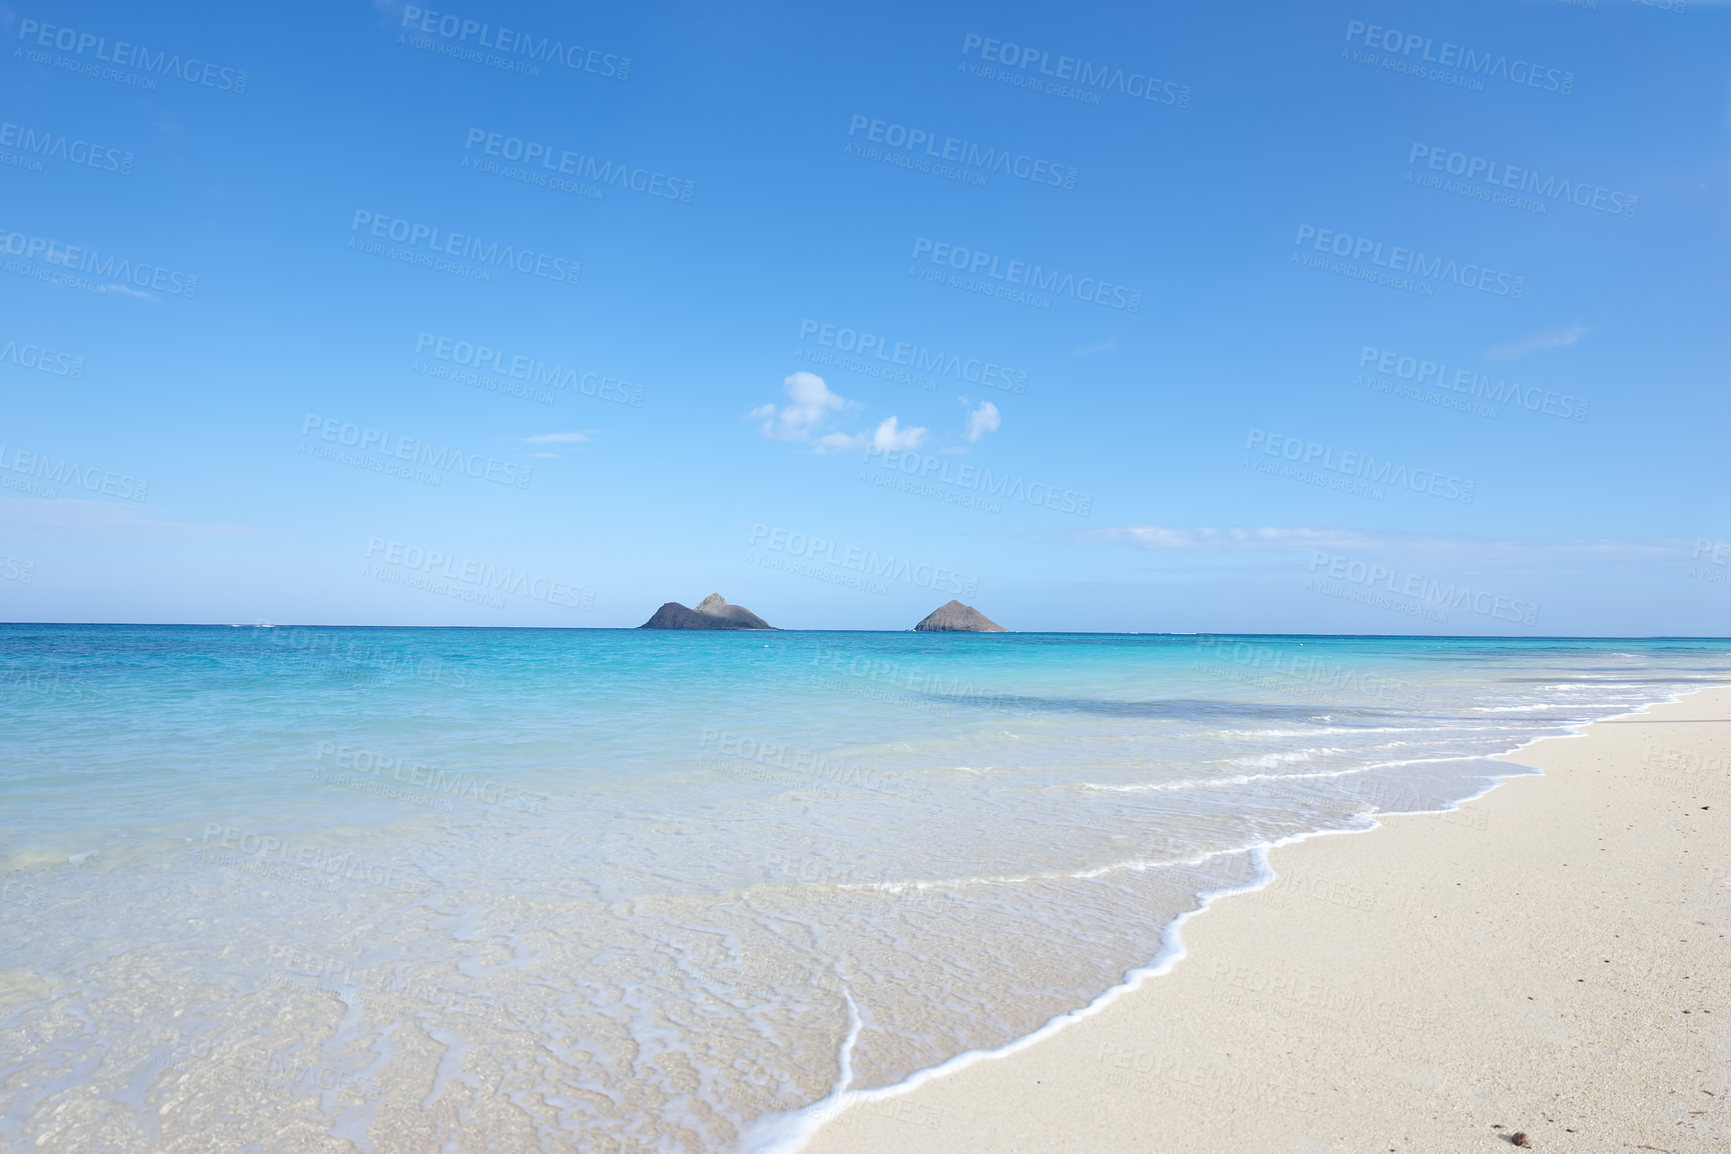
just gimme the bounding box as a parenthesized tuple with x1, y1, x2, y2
(735, 684, 1723, 1154)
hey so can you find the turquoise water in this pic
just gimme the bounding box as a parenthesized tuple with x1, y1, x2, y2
(2, 625, 1728, 1152)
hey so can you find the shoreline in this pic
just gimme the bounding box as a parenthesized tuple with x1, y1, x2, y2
(788, 685, 1731, 1153)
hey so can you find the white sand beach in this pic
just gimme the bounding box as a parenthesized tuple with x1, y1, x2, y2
(802, 687, 1731, 1153)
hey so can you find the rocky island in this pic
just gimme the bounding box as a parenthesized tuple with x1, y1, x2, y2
(913, 600, 1006, 632)
(639, 594, 775, 630)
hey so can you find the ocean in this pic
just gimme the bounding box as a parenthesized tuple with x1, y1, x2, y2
(2, 624, 1727, 1152)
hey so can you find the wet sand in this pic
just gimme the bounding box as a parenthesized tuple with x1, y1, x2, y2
(801, 687, 1731, 1153)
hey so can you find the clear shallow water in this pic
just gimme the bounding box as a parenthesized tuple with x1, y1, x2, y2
(2, 625, 1728, 1152)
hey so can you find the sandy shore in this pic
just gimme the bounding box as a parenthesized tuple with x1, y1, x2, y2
(800, 687, 1731, 1153)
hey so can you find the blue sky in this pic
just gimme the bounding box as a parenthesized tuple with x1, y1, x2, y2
(1, 0, 1726, 633)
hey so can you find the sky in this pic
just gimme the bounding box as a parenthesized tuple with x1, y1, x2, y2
(0, 0, 1727, 634)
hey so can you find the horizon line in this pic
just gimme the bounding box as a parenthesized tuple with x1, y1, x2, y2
(3, 622, 1730, 642)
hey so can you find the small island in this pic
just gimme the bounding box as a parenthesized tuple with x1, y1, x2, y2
(913, 600, 1006, 632)
(639, 594, 775, 630)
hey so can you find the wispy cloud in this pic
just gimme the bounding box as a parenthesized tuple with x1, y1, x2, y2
(1078, 524, 1679, 560)
(964, 400, 1000, 443)
(1073, 339, 1116, 357)
(523, 431, 592, 458)
(1485, 323, 1585, 363)
(524, 432, 592, 444)
(1081, 525, 1388, 551)
(0, 498, 255, 540)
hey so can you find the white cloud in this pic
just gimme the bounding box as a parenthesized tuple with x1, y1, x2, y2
(752, 372, 924, 453)
(753, 372, 852, 442)
(1073, 340, 1116, 357)
(870, 416, 927, 452)
(814, 431, 865, 454)
(524, 432, 592, 444)
(1485, 323, 1586, 363)
(965, 400, 1000, 443)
